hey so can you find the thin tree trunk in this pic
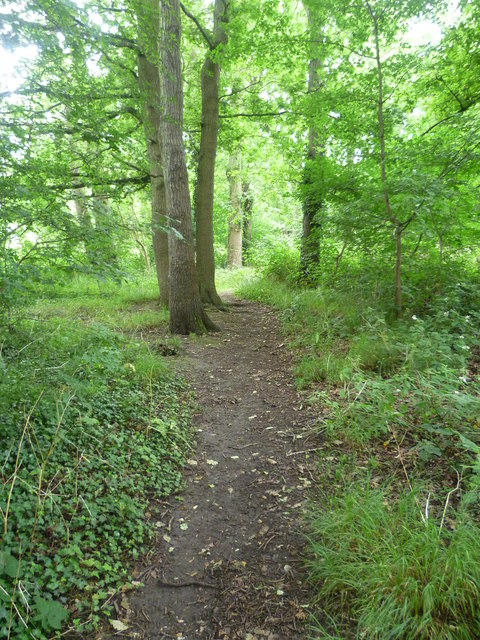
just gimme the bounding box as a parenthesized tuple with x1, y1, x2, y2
(300, 5, 322, 281)
(160, 0, 217, 334)
(137, 237, 151, 272)
(119, 202, 152, 273)
(195, 0, 229, 307)
(332, 241, 347, 278)
(395, 227, 402, 313)
(137, 0, 169, 307)
(72, 188, 96, 267)
(92, 194, 119, 268)
(226, 150, 243, 268)
(242, 180, 253, 259)
(367, 1, 402, 316)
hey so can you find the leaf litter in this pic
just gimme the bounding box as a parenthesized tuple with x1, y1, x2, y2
(103, 297, 320, 639)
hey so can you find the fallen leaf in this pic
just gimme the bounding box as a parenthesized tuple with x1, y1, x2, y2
(110, 620, 129, 631)
(206, 459, 218, 466)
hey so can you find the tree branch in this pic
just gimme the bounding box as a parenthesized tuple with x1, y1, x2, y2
(219, 109, 291, 119)
(219, 78, 270, 101)
(312, 37, 375, 60)
(49, 175, 150, 192)
(421, 95, 480, 136)
(180, 2, 214, 49)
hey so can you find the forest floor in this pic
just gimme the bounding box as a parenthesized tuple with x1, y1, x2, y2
(104, 294, 319, 640)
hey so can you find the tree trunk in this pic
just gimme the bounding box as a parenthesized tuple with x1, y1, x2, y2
(226, 150, 243, 269)
(137, 0, 169, 307)
(92, 195, 119, 268)
(195, 0, 229, 307)
(367, 2, 402, 317)
(242, 180, 253, 260)
(332, 241, 347, 278)
(130, 199, 151, 273)
(300, 5, 322, 281)
(160, 0, 217, 334)
(395, 227, 402, 315)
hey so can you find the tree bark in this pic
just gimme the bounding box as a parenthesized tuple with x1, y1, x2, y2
(242, 180, 253, 259)
(195, 0, 229, 307)
(300, 5, 322, 282)
(160, 0, 217, 334)
(137, 0, 169, 307)
(226, 150, 243, 268)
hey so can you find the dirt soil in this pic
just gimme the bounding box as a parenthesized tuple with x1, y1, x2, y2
(106, 296, 320, 640)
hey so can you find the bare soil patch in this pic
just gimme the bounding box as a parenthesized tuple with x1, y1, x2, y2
(105, 296, 319, 639)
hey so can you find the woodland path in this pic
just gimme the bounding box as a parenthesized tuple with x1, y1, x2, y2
(109, 296, 318, 639)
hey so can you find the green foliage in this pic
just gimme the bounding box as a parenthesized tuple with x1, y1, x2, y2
(0, 278, 191, 638)
(295, 353, 352, 388)
(308, 486, 480, 640)
(215, 266, 256, 292)
(248, 240, 300, 285)
(236, 266, 480, 637)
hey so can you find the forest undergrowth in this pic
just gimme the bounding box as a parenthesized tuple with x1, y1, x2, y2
(0, 276, 192, 639)
(232, 249, 480, 640)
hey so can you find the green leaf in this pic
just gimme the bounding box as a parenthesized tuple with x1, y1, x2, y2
(33, 596, 68, 631)
(459, 434, 480, 454)
(0, 552, 18, 579)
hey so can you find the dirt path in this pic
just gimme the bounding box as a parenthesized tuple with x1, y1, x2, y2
(114, 297, 318, 639)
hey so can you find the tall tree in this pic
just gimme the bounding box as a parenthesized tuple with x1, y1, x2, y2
(160, 0, 218, 333)
(193, 0, 230, 306)
(300, 2, 323, 281)
(242, 180, 253, 258)
(226, 148, 243, 268)
(137, 0, 169, 307)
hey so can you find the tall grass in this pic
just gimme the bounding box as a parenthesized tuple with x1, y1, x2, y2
(308, 487, 480, 640)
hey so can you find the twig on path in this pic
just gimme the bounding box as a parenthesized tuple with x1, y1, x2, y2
(157, 580, 216, 589)
(140, 608, 151, 622)
(230, 443, 258, 450)
(286, 447, 323, 457)
(259, 533, 277, 550)
(136, 564, 156, 582)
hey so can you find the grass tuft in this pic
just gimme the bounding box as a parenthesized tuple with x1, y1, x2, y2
(308, 487, 480, 640)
